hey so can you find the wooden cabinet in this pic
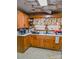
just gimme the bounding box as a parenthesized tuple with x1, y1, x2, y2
(25, 15, 29, 28)
(17, 11, 25, 28)
(30, 35, 40, 47)
(17, 36, 24, 52)
(30, 13, 62, 18)
(24, 36, 30, 49)
(29, 35, 45, 48)
(34, 35, 55, 49)
(59, 36, 62, 50)
(29, 35, 62, 50)
(31, 35, 62, 51)
(17, 35, 62, 53)
(17, 10, 29, 29)
(53, 36, 62, 50)
(44, 36, 55, 49)
(36, 35, 44, 48)
(29, 35, 34, 46)
(17, 36, 29, 52)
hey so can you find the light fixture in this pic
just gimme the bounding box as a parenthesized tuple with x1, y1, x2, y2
(38, 0, 47, 6)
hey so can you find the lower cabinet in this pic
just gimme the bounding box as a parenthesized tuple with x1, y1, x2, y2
(17, 35, 62, 53)
(36, 35, 44, 48)
(30, 35, 39, 47)
(17, 36, 24, 52)
(44, 36, 55, 49)
(53, 36, 62, 50)
(34, 35, 62, 50)
(17, 36, 29, 52)
(24, 36, 30, 49)
(29, 35, 39, 47)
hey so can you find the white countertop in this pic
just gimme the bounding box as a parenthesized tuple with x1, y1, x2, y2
(17, 33, 31, 36)
(17, 33, 62, 36)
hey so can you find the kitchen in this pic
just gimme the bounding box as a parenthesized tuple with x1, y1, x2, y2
(17, 0, 62, 59)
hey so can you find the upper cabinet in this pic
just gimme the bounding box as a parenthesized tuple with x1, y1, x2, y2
(17, 11, 25, 28)
(24, 14, 30, 28)
(30, 13, 62, 18)
(17, 10, 29, 29)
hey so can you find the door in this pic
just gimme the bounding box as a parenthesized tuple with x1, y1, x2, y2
(59, 36, 62, 50)
(17, 36, 25, 52)
(31, 35, 40, 47)
(29, 35, 36, 46)
(24, 15, 29, 28)
(24, 36, 30, 50)
(53, 36, 61, 50)
(17, 11, 25, 29)
(37, 35, 44, 48)
(44, 36, 54, 49)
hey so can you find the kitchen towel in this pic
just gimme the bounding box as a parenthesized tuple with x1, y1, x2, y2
(55, 36, 59, 44)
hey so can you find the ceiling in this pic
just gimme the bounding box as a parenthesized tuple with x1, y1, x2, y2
(17, 0, 62, 14)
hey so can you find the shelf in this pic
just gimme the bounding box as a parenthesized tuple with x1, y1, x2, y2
(35, 30, 53, 31)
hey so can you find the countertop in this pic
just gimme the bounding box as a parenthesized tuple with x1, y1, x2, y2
(17, 33, 62, 36)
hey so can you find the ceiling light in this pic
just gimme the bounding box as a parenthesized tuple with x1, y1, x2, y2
(38, 0, 47, 6)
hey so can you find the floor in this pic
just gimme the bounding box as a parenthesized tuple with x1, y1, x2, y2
(17, 47, 62, 59)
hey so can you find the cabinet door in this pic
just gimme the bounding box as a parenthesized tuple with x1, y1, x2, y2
(33, 39, 40, 47)
(29, 35, 37, 47)
(59, 36, 62, 45)
(44, 39, 51, 49)
(24, 15, 29, 28)
(59, 36, 62, 50)
(30, 35, 45, 48)
(17, 36, 25, 52)
(24, 36, 30, 49)
(44, 36, 54, 49)
(17, 36, 21, 51)
(17, 11, 25, 28)
(53, 36, 62, 50)
(37, 35, 44, 48)
(29, 35, 34, 46)
(31, 35, 40, 47)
